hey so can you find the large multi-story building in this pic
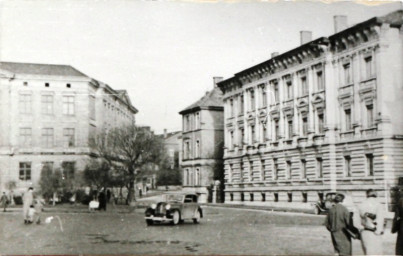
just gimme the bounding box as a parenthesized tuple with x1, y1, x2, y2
(0, 62, 138, 193)
(179, 77, 224, 203)
(217, 10, 403, 211)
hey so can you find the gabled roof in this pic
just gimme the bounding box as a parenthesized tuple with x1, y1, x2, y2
(0, 61, 88, 77)
(179, 87, 223, 115)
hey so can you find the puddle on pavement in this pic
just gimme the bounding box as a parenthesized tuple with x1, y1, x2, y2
(85, 234, 200, 252)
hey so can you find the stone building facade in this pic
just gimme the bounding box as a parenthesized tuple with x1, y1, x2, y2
(179, 78, 224, 203)
(217, 11, 403, 211)
(0, 62, 138, 194)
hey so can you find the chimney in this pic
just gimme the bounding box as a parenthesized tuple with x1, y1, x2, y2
(334, 15, 348, 33)
(164, 129, 167, 139)
(213, 77, 223, 88)
(271, 52, 279, 58)
(300, 31, 312, 45)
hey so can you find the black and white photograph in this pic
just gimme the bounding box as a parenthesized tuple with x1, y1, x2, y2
(0, 0, 403, 255)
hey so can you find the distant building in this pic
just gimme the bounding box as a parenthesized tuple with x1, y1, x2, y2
(179, 77, 224, 203)
(161, 129, 182, 169)
(0, 62, 138, 193)
(218, 10, 403, 211)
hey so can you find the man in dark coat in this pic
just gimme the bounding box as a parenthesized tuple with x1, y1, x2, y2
(326, 194, 352, 256)
(98, 189, 107, 211)
(392, 197, 403, 255)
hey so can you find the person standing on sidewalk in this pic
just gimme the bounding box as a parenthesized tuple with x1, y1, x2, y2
(326, 194, 353, 256)
(22, 187, 34, 224)
(0, 192, 8, 212)
(354, 189, 385, 255)
(392, 196, 403, 255)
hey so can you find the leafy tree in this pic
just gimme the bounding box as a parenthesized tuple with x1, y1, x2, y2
(83, 160, 111, 190)
(90, 124, 165, 203)
(156, 151, 182, 186)
(39, 165, 63, 205)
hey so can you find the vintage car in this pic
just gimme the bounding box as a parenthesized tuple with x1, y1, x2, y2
(144, 193, 203, 225)
(313, 192, 355, 215)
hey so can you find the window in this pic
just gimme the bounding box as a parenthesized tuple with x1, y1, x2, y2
(250, 193, 254, 202)
(41, 95, 53, 115)
(317, 71, 324, 90)
(300, 76, 308, 95)
(286, 161, 292, 179)
(239, 128, 245, 146)
(343, 63, 352, 85)
(273, 159, 278, 180)
(274, 193, 279, 202)
(89, 96, 96, 120)
(301, 159, 307, 179)
(185, 115, 190, 131)
(344, 156, 351, 177)
(316, 158, 323, 178)
(275, 119, 280, 140)
(366, 154, 374, 176)
(63, 128, 75, 147)
(261, 192, 266, 202)
(239, 94, 244, 114)
(318, 113, 324, 134)
(288, 120, 293, 139)
(241, 193, 245, 202)
(250, 90, 255, 110)
(185, 169, 189, 185)
(302, 192, 308, 203)
(228, 164, 233, 183)
(286, 80, 293, 99)
(230, 99, 234, 117)
(184, 140, 190, 159)
(366, 104, 374, 127)
(262, 124, 267, 142)
(261, 159, 265, 181)
(261, 86, 267, 107)
(62, 161, 75, 180)
(62, 96, 75, 115)
(195, 140, 200, 157)
(345, 109, 352, 131)
(240, 162, 244, 180)
(19, 94, 32, 114)
(229, 131, 233, 149)
(288, 192, 293, 202)
(19, 162, 31, 181)
(66, 83, 71, 88)
(230, 193, 234, 201)
(365, 56, 374, 79)
(195, 112, 200, 129)
(45, 83, 49, 87)
(302, 116, 308, 136)
(274, 82, 279, 102)
(42, 128, 54, 148)
(195, 169, 200, 186)
(19, 128, 32, 146)
(251, 125, 256, 143)
(249, 161, 253, 181)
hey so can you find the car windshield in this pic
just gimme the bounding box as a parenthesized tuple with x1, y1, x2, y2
(165, 194, 183, 202)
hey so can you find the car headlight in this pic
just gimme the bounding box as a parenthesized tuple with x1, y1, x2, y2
(165, 204, 171, 210)
(151, 204, 156, 209)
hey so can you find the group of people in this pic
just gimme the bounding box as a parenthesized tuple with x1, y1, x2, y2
(88, 188, 112, 212)
(326, 189, 403, 256)
(21, 187, 43, 224)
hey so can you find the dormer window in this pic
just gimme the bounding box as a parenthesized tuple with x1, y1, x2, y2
(23, 81, 28, 86)
(66, 83, 71, 88)
(45, 83, 49, 87)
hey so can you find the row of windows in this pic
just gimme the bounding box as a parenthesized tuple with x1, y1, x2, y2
(183, 112, 200, 132)
(19, 94, 76, 116)
(183, 139, 200, 160)
(227, 154, 374, 182)
(103, 100, 133, 121)
(229, 191, 324, 203)
(183, 168, 201, 186)
(23, 81, 72, 88)
(19, 127, 75, 147)
(19, 161, 76, 181)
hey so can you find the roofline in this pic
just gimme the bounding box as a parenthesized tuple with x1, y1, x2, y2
(179, 105, 223, 115)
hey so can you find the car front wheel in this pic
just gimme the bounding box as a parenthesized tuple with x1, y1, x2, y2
(172, 210, 180, 225)
(193, 210, 201, 224)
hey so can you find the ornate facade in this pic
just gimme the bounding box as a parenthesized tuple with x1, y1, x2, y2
(218, 11, 403, 211)
(0, 62, 138, 194)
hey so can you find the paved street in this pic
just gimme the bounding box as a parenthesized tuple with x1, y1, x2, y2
(0, 206, 397, 255)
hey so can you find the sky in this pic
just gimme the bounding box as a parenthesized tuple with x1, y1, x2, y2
(0, 0, 401, 134)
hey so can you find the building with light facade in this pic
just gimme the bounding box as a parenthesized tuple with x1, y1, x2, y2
(0, 62, 138, 194)
(217, 10, 403, 211)
(179, 78, 224, 203)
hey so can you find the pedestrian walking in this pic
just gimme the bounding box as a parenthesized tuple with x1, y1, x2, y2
(0, 192, 9, 212)
(326, 193, 353, 256)
(392, 197, 403, 255)
(354, 189, 385, 255)
(22, 187, 34, 224)
(98, 189, 107, 211)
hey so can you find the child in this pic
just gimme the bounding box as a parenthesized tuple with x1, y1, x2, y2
(27, 205, 35, 224)
(34, 198, 43, 224)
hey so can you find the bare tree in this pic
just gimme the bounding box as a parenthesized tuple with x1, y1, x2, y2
(90, 124, 164, 203)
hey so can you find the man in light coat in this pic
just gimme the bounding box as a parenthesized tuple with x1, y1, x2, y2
(354, 189, 385, 255)
(22, 187, 34, 224)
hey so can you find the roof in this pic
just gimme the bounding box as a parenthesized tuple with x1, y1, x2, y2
(0, 61, 89, 77)
(179, 87, 223, 114)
